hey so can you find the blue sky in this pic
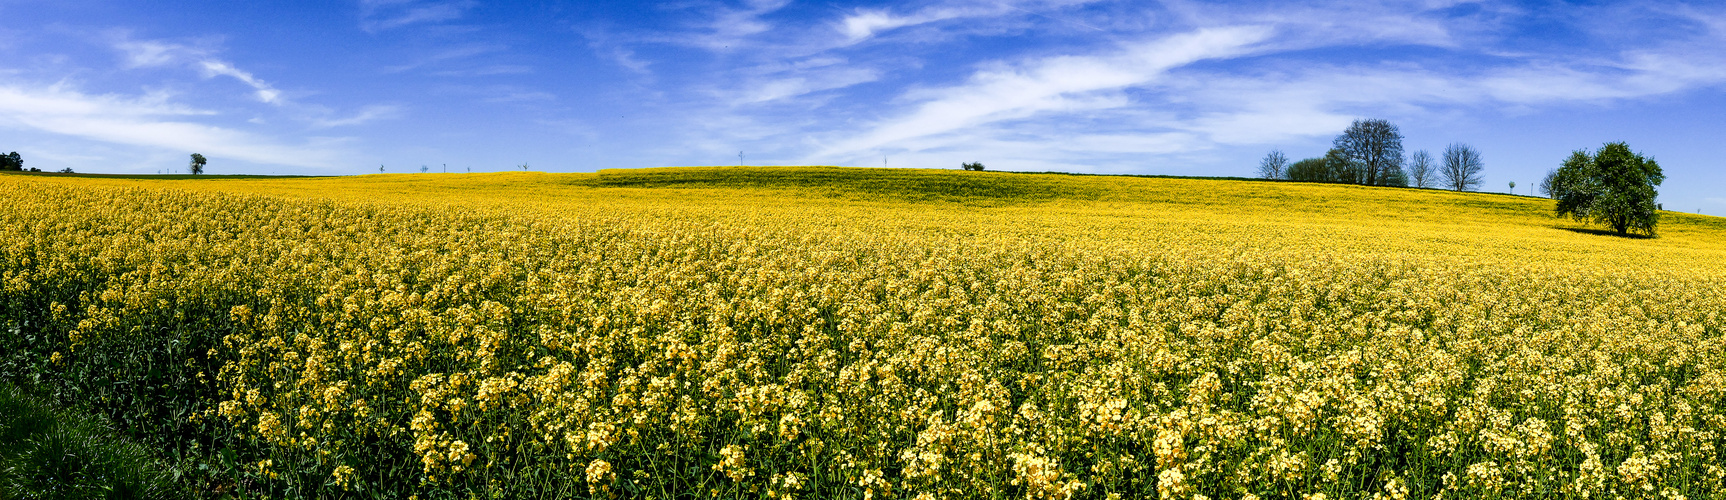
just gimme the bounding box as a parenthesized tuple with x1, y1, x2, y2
(1, 0, 1723, 212)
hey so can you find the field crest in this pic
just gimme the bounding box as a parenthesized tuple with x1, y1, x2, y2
(2, 167, 1724, 498)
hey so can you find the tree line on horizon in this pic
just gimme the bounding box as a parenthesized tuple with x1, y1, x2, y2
(1257, 119, 1484, 191)
(0, 151, 40, 172)
(0, 152, 210, 175)
(1258, 119, 1666, 236)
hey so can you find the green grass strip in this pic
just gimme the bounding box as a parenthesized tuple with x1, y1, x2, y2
(0, 383, 175, 499)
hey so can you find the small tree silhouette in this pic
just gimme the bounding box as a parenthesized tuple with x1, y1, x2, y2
(961, 162, 985, 171)
(189, 153, 207, 175)
(1441, 143, 1484, 191)
(1257, 150, 1288, 179)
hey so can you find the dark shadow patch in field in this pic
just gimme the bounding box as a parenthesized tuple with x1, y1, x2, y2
(1555, 226, 1656, 239)
(572, 166, 1105, 204)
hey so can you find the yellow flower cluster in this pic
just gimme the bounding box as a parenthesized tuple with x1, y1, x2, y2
(4, 167, 1725, 499)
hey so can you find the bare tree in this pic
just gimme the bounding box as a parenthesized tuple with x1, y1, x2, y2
(1258, 150, 1288, 179)
(1441, 143, 1484, 191)
(1406, 150, 1435, 188)
(1333, 118, 1405, 186)
(1538, 168, 1558, 198)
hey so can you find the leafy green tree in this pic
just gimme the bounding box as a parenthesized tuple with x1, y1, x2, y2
(1381, 166, 1409, 187)
(1284, 157, 1327, 182)
(1285, 149, 1358, 183)
(961, 162, 985, 171)
(1553, 142, 1664, 236)
(189, 153, 207, 175)
(1324, 147, 1361, 183)
(0, 152, 21, 171)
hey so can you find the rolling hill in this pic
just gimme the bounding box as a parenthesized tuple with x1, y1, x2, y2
(2, 167, 1722, 499)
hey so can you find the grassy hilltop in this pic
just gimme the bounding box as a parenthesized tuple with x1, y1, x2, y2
(22, 166, 1726, 268)
(1, 167, 1724, 499)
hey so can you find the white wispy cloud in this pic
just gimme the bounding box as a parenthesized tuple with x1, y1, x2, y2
(614, 0, 797, 54)
(114, 38, 195, 68)
(106, 33, 409, 130)
(1161, 0, 1464, 48)
(359, 0, 475, 32)
(433, 65, 534, 77)
(836, 0, 1106, 43)
(310, 104, 403, 128)
(0, 83, 346, 168)
(838, 5, 996, 42)
(605, 46, 652, 74)
(664, 0, 793, 52)
(1179, 35, 1726, 139)
(569, 0, 1726, 187)
(482, 88, 556, 103)
(572, 26, 654, 75)
(810, 25, 1276, 161)
(728, 63, 879, 105)
(111, 35, 284, 105)
(197, 60, 282, 104)
(382, 43, 510, 74)
(787, 1, 1726, 169)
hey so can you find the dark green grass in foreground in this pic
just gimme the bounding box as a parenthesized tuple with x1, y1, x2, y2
(0, 383, 173, 500)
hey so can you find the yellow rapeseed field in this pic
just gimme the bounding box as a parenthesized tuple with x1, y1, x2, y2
(2, 167, 1723, 499)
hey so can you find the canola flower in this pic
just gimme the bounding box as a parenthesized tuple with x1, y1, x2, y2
(1, 168, 1724, 499)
